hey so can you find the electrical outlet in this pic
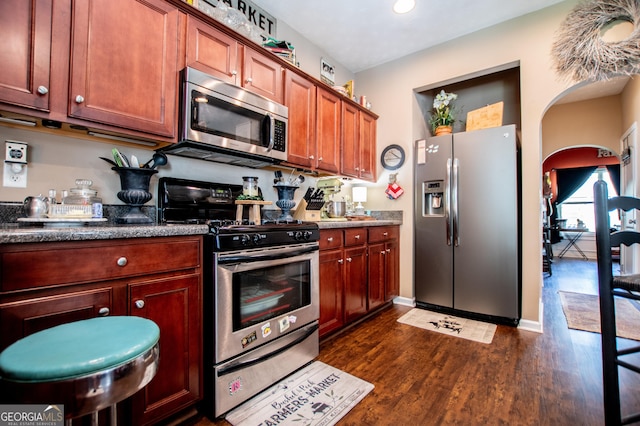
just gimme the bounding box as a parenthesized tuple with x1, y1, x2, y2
(3, 163, 27, 188)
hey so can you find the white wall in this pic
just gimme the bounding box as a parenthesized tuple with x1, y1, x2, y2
(354, 0, 582, 327)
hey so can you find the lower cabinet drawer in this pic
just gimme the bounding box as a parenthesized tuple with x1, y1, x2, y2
(1, 237, 201, 292)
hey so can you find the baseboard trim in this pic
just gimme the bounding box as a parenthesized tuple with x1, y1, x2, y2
(392, 296, 415, 307)
(517, 299, 544, 333)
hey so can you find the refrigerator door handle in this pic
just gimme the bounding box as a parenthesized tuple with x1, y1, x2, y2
(445, 158, 452, 246)
(452, 158, 460, 246)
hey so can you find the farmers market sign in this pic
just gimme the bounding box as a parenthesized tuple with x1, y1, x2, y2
(216, 0, 277, 37)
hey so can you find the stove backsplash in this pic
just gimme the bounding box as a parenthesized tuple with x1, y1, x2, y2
(0, 202, 399, 226)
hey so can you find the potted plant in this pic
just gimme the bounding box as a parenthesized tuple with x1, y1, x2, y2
(429, 90, 458, 136)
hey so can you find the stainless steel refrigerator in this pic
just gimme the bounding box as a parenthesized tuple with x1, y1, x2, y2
(414, 124, 520, 324)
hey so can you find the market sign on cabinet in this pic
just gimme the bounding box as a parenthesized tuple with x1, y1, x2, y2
(207, 0, 277, 37)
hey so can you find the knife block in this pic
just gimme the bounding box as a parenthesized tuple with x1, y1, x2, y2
(292, 199, 322, 221)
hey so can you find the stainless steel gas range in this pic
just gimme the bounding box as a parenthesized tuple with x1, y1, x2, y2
(158, 177, 319, 418)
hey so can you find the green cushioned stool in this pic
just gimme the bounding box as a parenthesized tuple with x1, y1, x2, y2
(0, 316, 160, 426)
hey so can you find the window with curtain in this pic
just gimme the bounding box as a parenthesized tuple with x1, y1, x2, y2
(558, 166, 620, 231)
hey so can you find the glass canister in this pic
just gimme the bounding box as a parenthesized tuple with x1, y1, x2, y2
(62, 179, 103, 218)
(242, 177, 259, 197)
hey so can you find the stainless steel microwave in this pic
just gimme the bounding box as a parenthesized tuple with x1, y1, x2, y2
(160, 67, 288, 168)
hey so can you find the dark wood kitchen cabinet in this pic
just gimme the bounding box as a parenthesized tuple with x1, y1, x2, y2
(343, 228, 368, 323)
(341, 103, 377, 181)
(0, 236, 203, 425)
(318, 228, 367, 338)
(318, 229, 344, 338)
(284, 69, 317, 168)
(186, 15, 283, 103)
(368, 226, 400, 307)
(319, 225, 400, 338)
(0, 0, 184, 142)
(69, 0, 184, 138)
(314, 87, 342, 174)
(0, 0, 53, 111)
(186, 15, 240, 84)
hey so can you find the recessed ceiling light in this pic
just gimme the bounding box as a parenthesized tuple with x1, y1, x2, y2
(393, 0, 415, 14)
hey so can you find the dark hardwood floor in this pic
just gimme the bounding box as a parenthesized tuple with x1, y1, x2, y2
(191, 258, 640, 425)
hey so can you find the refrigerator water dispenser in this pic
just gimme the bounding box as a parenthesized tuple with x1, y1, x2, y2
(423, 180, 444, 216)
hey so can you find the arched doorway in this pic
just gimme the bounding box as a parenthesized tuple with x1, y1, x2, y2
(540, 75, 633, 276)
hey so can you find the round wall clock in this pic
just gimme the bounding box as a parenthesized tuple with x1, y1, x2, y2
(381, 144, 405, 170)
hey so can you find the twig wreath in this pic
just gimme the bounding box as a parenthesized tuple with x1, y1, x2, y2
(552, 0, 640, 81)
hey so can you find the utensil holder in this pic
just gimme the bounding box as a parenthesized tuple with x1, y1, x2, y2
(112, 167, 158, 224)
(274, 185, 298, 222)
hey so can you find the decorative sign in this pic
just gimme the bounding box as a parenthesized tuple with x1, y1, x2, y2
(597, 148, 614, 158)
(466, 101, 504, 131)
(201, 0, 277, 37)
(321, 58, 335, 85)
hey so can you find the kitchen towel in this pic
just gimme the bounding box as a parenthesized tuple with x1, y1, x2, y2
(225, 361, 373, 426)
(397, 308, 496, 344)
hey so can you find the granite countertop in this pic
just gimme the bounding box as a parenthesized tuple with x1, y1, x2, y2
(0, 211, 403, 244)
(0, 223, 209, 244)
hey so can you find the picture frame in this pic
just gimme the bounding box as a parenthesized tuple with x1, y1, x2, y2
(343, 80, 354, 99)
(320, 58, 335, 85)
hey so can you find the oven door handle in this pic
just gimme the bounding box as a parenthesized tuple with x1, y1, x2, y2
(217, 323, 319, 377)
(218, 246, 319, 264)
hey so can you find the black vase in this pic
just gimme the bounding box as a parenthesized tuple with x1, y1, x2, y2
(274, 185, 298, 222)
(112, 167, 158, 224)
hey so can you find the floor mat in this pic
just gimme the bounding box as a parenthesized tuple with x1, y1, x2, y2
(397, 308, 496, 344)
(559, 291, 640, 340)
(225, 361, 374, 426)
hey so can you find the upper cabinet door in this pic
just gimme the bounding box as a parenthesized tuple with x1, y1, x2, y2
(316, 87, 341, 173)
(341, 102, 359, 177)
(359, 111, 377, 181)
(284, 70, 316, 167)
(186, 15, 239, 84)
(69, 0, 183, 138)
(0, 0, 52, 111)
(243, 47, 283, 103)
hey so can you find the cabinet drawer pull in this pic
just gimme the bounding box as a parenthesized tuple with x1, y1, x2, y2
(37, 86, 49, 95)
(318, 157, 323, 161)
(134, 300, 145, 309)
(381, 251, 386, 255)
(327, 237, 334, 242)
(117, 257, 128, 267)
(355, 167, 360, 171)
(309, 155, 315, 160)
(245, 77, 253, 84)
(354, 235, 360, 240)
(231, 70, 238, 76)
(386, 248, 391, 253)
(75, 95, 85, 104)
(338, 259, 344, 264)
(346, 257, 352, 262)
(98, 307, 110, 316)
(383, 232, 388, 237)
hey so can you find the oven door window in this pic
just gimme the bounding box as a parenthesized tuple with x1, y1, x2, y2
(232, 259, 311, 331)
(191, 90, 267, 147)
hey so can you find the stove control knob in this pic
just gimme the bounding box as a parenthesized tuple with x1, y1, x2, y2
(294, 231, 303, 241)
(252, 234, 261, 245)
(303, 231, 312, 240)
(240, 234, 251, 245)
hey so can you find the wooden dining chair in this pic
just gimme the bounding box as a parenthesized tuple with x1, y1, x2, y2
(593, 179, 640, 425)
